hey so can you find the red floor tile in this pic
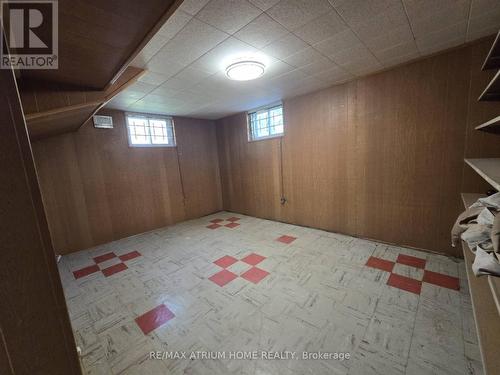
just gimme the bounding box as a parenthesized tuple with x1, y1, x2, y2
(227, 217, 240, 222)
(241, 267, 269, 284)
(209, 269, 238, 287)
(135, 304, 175, 335)
(241, 253, 266, 266)
(225, 222, 240, 228)
(214, 255, 238, 268)
(365, 256, 395, 272)
(387, 273, 422, 295)
(73, 265, 100, 279)
(93, 252, 116, 264)
(119, 251, 141, 262)
(423, 270, 460, 290)
(102, 262, 128, 277)
(207, 223, 221, 229)
(210, 218, 224, 223)
(396, 254, 426, 269)
(276, 235, 296, 244)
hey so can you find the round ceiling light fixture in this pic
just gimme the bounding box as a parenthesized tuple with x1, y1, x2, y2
(225, 60, 265, 81)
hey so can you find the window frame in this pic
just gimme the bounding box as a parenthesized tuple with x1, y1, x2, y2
(247, 102, 285, 142)
(125, 112, 176, 148)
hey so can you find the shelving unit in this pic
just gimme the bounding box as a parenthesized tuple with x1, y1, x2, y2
(461, 34, 500, 375)
(478, 70, 500, 101)
(482, 31, 500, 70)
(464, 158, 500, 191)
(460, 193, 500, 375)
(475, 114, 500, 133)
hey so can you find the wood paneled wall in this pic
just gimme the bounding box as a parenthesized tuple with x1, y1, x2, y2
(217, 38, 500, 257)
(32, 109, 222, 254)
(0, 57, 80, 374)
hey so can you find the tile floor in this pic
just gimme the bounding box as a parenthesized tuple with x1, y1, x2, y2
(58, 212, 483, 375)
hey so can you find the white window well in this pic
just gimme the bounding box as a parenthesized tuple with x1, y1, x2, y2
(247, 103, 284, 141)
(126, 113, 176, 147)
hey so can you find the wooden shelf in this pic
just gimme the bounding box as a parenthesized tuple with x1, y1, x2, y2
(462, 240, 500, 375)
(482, 31, 500, 70)
(478, 70, 500, 101)
(475, 115, 500, 134)
(464, 158, 500, 191)
(460, 193, 500, 375)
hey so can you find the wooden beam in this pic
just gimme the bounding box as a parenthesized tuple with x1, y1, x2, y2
(106, 0, 184, 89)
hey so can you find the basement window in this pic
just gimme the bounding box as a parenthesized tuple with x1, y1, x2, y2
(126, 113, 176, 147)
(247, 103, 284, 141)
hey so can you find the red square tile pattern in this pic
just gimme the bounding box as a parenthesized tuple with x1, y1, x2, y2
(366, 256, 395, 272)
(119, 251, 141, 262)
(277, 235, 297, 244)
(214, 255, 238, 268)
(397, 254, 426, 269)
(73, 265, 100, 279)
(387, 273, 422, 295)
(209, 269, 238, 287)
(209, 252, 270, 287)
(102, 262, 128, 277)
(207, 223, 222, 229)
(72, 250, 142, 279)
(241, 253, 266, 266)
(135, 304, 175, 335)
(206, 217, 242, 229)
(241, 267, 269, 284)
(365, 253, 459, 295)
(423, 270, 460, 290)
(93, 252, 116, 264)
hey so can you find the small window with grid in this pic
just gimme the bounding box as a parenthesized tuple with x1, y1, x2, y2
(126, 113, 176, 147)
(248, 104, 284, 141)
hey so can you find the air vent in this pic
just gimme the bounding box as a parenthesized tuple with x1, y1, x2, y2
(93, 115, 113, 129)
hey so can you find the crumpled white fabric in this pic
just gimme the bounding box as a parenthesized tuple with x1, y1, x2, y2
(472, 247, 500, 277)
(462, 224, 493, 250)
(471, 192, 500, 210)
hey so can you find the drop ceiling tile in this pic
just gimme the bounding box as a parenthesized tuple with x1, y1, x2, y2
(312, 65, 353, 83)
(402, 0, 469, 20)
(269, 68, 310, 91)
(154, 18, 229, 67)
(298, 57, 337, 76)
(349, 3, 408, 40)
(372, 40, 419, 64)
(126, 81, 158, 95)
(138, 71, 170, 86)
(414, 21, 467, 52)
(162, 67, 214, 91)
(150, 84, 183, 98)
(313, 29, 363, 59)
(248, 0, 281, 11)
(157, 10, 192, 40)
(196, 0, 262, 34)
(467, 7, 500, 41)
(261, 33, 309, 60)
(381, 50, 420, 68)
(293, 11, 347, 45)
(267, 0, 333, 30)
(470, 0, 499, 17)
(145, 57, 185, 77)
(261, 58, 295, 80)
(130, 34, 170, 67)
(179, 0, 211, 16)
(407, 1, 469, 36)
(361, 24, 414, 52)
(418, 36, 464, 55)
(330, 0, 400, 25)
(190, 37, 258, 74)
(342, 58, 383, 76)
(234, 13, 288, 48)
(283, 47, 328, 68)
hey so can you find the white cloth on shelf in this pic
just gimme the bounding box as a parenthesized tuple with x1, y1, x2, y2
(472, 247, 500, 277)
(472, 192, 500, 210)
(461, 224, 493, 250)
